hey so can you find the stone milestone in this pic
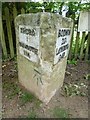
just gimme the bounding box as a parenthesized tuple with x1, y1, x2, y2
(15, 12, 73, 103)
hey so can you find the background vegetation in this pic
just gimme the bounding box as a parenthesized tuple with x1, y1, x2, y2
(1, 1, 90, 60)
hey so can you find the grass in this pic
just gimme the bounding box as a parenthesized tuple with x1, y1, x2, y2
(28, 111, 37, 118)
(34, 99, 42, 108)
(20, 91, 35, 105)
(8, 86, 21, 99)
(20, 91, 42, 107)
(3, 78, 41, 106)
(3, 80, 35, 103)
(52, 107, 69, 118)
(3, 82, 21, 99)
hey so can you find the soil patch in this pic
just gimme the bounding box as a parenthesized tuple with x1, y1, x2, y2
(2, 60, 89, 118)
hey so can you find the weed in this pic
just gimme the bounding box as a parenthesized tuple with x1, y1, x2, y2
(35, 99, 42, 108)
(7, 84, 21, 99)
(3, 81, 21, 99)
(84, 74, 90, 80)
(64, 84, 80, 96)
(67, 59, 77, 65)
(20, 91, 35, 104)
(28, 111, 37, 118)
(64, 83, 87, 97)
(53, 107, 69, 118)
(3, 80, 37, 104)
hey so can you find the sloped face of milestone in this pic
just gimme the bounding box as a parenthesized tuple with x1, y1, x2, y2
(15, 12, 73, 103)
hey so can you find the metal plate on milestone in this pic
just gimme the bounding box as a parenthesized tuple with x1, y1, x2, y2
(54, 28, 71, 64)
(19, 25, 40, 63)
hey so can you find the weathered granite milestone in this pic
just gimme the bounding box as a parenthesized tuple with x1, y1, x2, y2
(15, 12, 73, 103)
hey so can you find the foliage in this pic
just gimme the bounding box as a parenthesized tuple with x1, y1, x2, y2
(2, 1, 90, 24)
(2, 2, 90, 60)
(3, 2, 90, 16)
(25, 2, 64, 13)
(67, 59, 77, 65)
(80, 3, 90, 11)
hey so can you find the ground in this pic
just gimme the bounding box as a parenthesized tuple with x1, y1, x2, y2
(2, 59, 89, 118)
